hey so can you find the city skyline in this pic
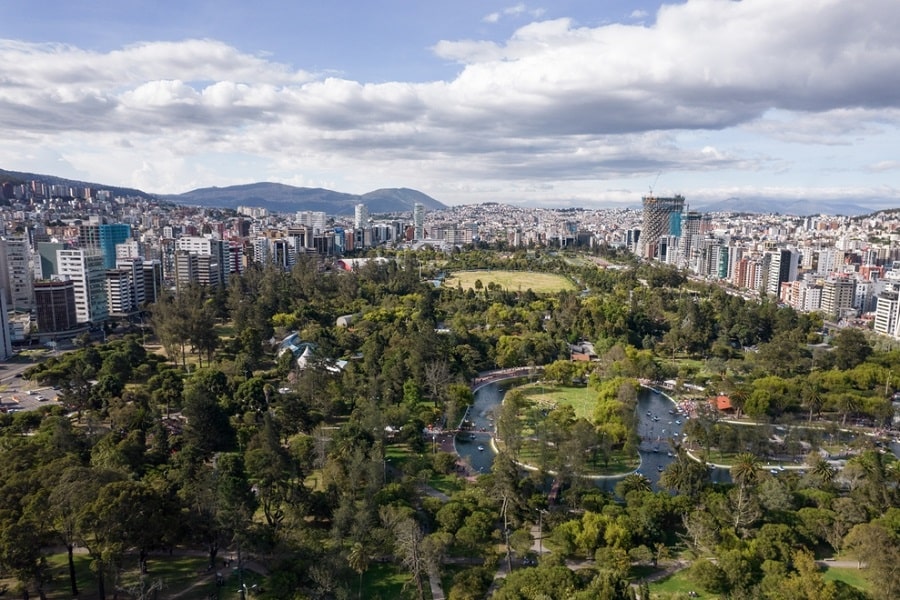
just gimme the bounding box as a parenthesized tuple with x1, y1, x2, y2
(1, 0, 899, 210)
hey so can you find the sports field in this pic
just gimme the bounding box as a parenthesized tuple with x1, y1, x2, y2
(445, 270, 576, 293)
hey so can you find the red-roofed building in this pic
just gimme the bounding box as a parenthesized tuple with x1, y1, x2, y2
(711, 395, 733, 413)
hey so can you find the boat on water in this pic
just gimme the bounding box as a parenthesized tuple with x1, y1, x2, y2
(477, 445, 485, 451)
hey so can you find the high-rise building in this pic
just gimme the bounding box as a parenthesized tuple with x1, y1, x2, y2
(34, 279, 78, 334)
(56, 249, 108, 324)
(766, 249, 799, 297)
(413, 203, 425, 240)
(174, 236, 227, 288)
(354, 203, 369, 229)
(0, 236, 34, 312)
(678, 211, 703, 269)
(142, 261, 164, 305)
(35, 241, 67, 280)
(116, 257, 146, 309)
(0, 292, 11, 359)
(639, 195, 685, 260)
(115, 240, 143, 260)
(874, 284, 900, 337)
(296, 211, 327, 234)
(80, 222, 132, 269)
(821, 277, 856, 320)
(106, 269, 135, 317)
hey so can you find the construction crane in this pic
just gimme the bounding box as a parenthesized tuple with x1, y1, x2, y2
(648, 171, 661, 196)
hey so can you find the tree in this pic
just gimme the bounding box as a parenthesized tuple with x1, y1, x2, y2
(244, 416, 292, 531)
(843, 523, 900, 599)
(423, 359, 452, 405)
(215, 453, 258, 594)
(615, 473, 651, 499)
(148, 368, 183, 419)
(0, 517, 51, 600)
(809, 457, 837, 490)
(659, 449, 709, 498)
(801, 377, 824, 423)
(347, 541, 371, 600)
(182, 380, 234, 456)
(77, 480, 166, 600)
(49, 466, 122, 597)
(496, 389, 526, 459)
(493, 565, 579, 599)
(729, 453, 762, 535)
(386, 514, 428, 600)
(688, 558, 728, 594)
(832, 328, 872, 371)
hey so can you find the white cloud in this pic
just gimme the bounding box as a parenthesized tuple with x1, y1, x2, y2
(482, 4, 545, 24)
(1, 0, 899, 205)
(866, 160, 900, 173)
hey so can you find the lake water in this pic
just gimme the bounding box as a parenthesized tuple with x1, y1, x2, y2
(454, 381, 731, 490)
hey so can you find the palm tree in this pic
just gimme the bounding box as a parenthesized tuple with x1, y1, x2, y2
(729, 384, 749, 419)
(837, 394, 860, 427)
(801, 379, 823, 424)
(615, 472, 651, 498)
(730, 452, 761, 489)
(809, 456, 836, 490)
(729, 452, 762, 535)
(347, 541, 370, 600)
(659, 449, 709, 499)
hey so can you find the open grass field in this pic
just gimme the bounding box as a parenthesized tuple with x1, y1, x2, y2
(821, 565, 871, 593)
(444, 270, 577, 293)
(360, 562, 427, 600)
(646, 564, 871, 599)
(41, 551, 218, 600)
(517, 382, 597, 421)
(500, 382, 640, 476)
(649, 569, 720, 599)
(385, 443, 466, 495)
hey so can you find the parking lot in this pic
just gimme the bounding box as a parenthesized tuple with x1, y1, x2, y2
(1, 387, 61, 413)
(0, 361, 61, 413)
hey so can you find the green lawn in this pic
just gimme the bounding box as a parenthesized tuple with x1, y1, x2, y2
(821, 565, 871, 593)
(518, 382, 597, 421)
(646, 564, 871, 599)
(649, 569, 720, 599)
(498, 382, 639, 476)
(385, 443, 466, 495)
(515, 442, 639, 476)
(360, 562, 429, 600)
(44, 552, 212, 600)
(444, 270, 577, 294)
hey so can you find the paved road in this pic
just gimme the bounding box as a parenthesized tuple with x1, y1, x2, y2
(0, 358, 62, 413)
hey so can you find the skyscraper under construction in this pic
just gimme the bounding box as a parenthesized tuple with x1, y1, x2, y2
(639, 195, 685, 260)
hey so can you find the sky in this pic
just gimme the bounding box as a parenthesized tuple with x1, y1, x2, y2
(1, 0, 899, 210)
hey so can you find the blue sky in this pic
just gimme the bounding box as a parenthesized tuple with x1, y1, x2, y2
(0, 0, 898, 210)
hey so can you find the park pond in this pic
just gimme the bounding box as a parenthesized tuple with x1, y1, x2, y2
(454, 378, 900, 493)
(454, 380, 733, 491)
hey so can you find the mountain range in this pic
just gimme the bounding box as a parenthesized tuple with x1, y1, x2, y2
(691, 196, 875, 216)
(160, 182, 446, 215)
(0, 169, 445, 215)
(0, 167, 890, 216)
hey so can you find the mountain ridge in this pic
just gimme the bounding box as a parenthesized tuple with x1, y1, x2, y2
(1, 167, 893, 216)
(161, 182, 446, 215)
(0, 169, 447, 215)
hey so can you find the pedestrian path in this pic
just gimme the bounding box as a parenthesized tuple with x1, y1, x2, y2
(429, 570, 445, 600)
